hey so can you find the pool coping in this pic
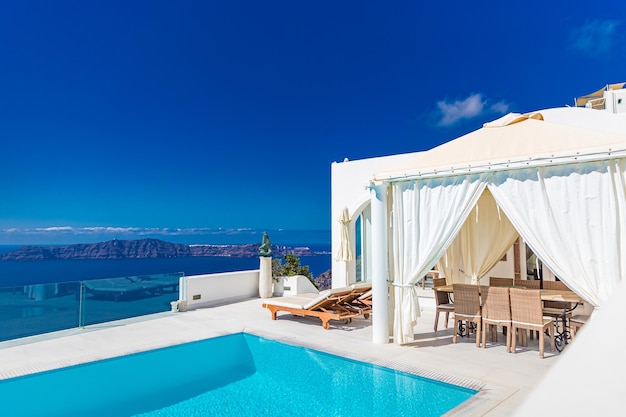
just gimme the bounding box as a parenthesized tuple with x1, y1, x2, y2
(0, 294, 560, 416)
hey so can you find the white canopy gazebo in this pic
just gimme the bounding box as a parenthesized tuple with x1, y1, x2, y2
(368, 109, 626, 344)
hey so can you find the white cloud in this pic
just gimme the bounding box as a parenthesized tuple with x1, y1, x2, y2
(569, 19, 621, 56)
(489, 101, 510, 114)
(0, 226, 326, 245)
(82, 226, 137, 232)
(435, 93, 509, 127)
(36, 226, 74, 232)
(0, 226, 259, 238)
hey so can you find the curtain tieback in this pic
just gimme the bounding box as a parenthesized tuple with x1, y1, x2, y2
(389, 282, 417, 288)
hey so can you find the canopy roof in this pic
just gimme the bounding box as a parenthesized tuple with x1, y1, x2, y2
(374, 109, 626, 182)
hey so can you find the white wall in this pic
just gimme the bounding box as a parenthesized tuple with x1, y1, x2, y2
(181, 270, 260, 310)
(282, 275, 319, 296)
(607, 89, 626, 114)
(178, 271, 321, 311)
(481, 246, 516, 284)
(331, 153, 418, 288)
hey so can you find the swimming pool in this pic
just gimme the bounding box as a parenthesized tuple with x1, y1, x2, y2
(0, 333, 477, 416)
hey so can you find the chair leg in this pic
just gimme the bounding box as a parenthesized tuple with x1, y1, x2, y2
(511, 325, 517, 354)
(539, 328, 545, 358)
(475, 320, 481, 348)
(452, 319, 458, 344)
(482, 322, 487, 348)
(434, 312, 440, 332)
(444, 312, 449, 328)
(517, 328, 528, 347)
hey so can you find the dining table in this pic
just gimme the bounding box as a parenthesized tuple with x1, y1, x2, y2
(432, 284, 585, 351)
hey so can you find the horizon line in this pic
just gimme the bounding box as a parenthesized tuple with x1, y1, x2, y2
(0, 227, 331, 246)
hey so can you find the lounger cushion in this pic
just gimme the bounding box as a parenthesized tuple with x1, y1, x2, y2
(351, 282, 372, 290)
(263, 293, 321, 309)
(358, 289, 373, 300)
(264, 284, 373, 310)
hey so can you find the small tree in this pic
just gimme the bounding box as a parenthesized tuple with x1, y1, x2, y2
(272, 253, 319, 289)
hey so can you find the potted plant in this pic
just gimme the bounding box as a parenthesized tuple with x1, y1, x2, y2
(272, 253, 318, 297)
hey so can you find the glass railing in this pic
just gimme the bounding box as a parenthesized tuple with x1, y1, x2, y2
(0, 272, 184, 343)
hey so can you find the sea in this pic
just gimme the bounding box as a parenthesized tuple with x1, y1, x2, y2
(0, 243, 331, 288)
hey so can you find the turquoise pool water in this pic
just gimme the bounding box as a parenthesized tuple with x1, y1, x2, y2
(1, 333, 477, 416)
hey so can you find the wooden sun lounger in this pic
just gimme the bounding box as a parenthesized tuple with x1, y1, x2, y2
(356, 288, 372, 307)
(262, 283, 372, 329)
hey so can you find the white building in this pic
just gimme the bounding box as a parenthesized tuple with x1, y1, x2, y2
(330, 82, 626, 345)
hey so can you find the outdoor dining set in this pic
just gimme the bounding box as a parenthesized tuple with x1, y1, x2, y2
(433, 277, 590, 358)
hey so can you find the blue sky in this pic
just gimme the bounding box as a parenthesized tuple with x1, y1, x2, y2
(1, 1, 624, 244)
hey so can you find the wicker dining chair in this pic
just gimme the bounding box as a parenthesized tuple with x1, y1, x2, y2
(433, 277, 454, 331)
(570, 314, 590, 338)
(510, 288, 555, 358)
(489, 277, 513, 287)
(481, 286, 512, 352)
(452, 284, 482, 347)
(514, 279, 541, 289)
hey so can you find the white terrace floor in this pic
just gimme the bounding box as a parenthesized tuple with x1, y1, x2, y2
(0, 285, 567, 416)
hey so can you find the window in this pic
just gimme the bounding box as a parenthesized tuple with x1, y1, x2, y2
(354, 205, 372, 283)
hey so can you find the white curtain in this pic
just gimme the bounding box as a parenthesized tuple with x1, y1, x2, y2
(440, 240, 462, 284)
(390, 174, 487, 344)
(457, 189, 519, 284)
(488, 160, 626, 307)
(439, 190, 518, 285)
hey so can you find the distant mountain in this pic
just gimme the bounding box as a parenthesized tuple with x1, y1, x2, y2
(0, 238, 321, 261)
(314, 269, 332, 290)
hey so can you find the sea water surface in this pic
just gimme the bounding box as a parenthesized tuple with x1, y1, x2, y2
(0, 244, 331, 287)
(0, 244, 331, 342)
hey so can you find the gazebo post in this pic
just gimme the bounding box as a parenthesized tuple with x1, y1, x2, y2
(370, 183, 390, 344)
